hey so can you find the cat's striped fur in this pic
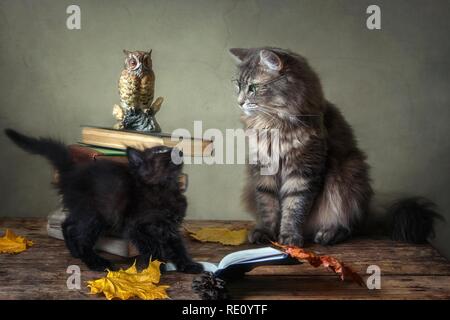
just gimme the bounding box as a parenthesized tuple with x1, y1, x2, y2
(230, 47, 439, 246)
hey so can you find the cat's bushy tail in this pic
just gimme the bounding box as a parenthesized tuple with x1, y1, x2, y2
(4, 129, 73, 173)
(366, 196, 443, 244)
(388, 197, 442, 243)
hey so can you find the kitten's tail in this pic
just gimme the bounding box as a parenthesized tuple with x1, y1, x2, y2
(4, 129, 73, 173)
(365, 196, 443, 244)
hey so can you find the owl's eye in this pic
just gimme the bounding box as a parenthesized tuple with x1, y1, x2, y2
(129, 59, 137, 67)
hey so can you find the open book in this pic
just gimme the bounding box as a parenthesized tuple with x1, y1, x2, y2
(166, 247, 301, 279)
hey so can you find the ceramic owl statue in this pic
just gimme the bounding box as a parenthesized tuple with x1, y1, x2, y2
(113, 49, 164, 132)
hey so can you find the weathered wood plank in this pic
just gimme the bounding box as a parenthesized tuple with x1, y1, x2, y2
(228, 275, 450, 300)
(1, 218, 449, 300)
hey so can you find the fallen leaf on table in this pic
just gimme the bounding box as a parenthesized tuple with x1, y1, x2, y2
(273, 242, 364, 286)
(0, 229, 33, 254)
(87, 260, 170, 300)
(186, 227, 248, 245)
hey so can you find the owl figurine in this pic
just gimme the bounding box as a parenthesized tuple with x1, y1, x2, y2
(113, 49, 164, 132)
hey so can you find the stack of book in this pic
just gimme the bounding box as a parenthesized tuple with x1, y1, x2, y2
(81, 126, 212, 157)
(47, 126, 213, 257)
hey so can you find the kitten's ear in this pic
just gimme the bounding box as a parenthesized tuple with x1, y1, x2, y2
(126, 148, 144, 166)
(123, 49, 131, 55)
(259, 50, 283, 71)
(229, 48, 249, 64)
(147, 49, 152, 56)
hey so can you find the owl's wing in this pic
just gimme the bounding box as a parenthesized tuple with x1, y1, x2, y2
(139, 74, 155, 109)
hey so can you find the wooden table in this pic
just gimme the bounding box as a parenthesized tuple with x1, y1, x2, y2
(1, 218, 449, 300)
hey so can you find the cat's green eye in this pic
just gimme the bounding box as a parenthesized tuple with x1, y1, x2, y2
(248, 84, 257, 93)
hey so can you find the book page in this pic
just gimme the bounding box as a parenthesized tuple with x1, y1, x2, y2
(165, 261, 218, 273)
(199, 262, 218, 273)
(218, 247, 286, 270)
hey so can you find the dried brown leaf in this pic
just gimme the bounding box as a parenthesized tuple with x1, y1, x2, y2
(273, 242, 364, 286)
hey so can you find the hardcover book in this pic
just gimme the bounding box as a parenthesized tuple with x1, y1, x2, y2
(81, 126, 213, 157)
(166, 247, 301, 279)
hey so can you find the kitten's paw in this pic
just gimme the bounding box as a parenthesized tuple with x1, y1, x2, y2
(248, 228, 276, 244)
(278, 233, 304, 247)
(178, 261, 204, 274)
(85, 257, 114, 272)
(136, 254, 153, 271)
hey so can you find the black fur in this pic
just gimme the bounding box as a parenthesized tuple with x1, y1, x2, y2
(388, 197, 443, 244)
(5, 129, 73, 172)
(5, 129, 203, 273)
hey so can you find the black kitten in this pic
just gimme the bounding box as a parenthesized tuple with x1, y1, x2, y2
(5, 129, 203, 273)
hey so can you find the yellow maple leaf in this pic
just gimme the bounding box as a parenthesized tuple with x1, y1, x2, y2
(0, 229, 33, 254)
(87, 260, 170, 300)
(186, 227, 248, 245)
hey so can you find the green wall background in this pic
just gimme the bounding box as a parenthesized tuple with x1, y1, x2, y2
(1, 0, 449, 258)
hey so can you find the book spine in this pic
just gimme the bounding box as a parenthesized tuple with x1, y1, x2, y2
(95, 155, 128, 164)
(68, 144, 103, 162)
(81, 126, 213, 156)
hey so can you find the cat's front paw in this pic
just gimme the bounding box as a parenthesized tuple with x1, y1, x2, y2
(84, 257, 115, 272)
(248, 228, 276, 244)
(314, 227, 350, 246)
(278, 233, 304, 247)
(178, 261, 204, 274)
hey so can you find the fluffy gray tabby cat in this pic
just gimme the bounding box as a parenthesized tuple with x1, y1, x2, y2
(230, 47, 440, 247)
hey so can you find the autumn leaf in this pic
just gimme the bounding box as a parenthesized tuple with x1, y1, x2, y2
(186, 227, 248, 246)
(273, 242, 364, 286)
(0, 229, 33, 254)
(87, 260, 170, 300)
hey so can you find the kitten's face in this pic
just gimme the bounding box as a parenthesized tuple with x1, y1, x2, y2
(123, 49, 153, 75)
(127, 146, 182, 185)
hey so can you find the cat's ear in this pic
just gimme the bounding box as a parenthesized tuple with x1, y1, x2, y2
(123, 49, 131, 56)
(147, 49, 152, 56)
(259, 50, 283, 71)
(126, 148, 144, 166)
(229, 48, 249, 64)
